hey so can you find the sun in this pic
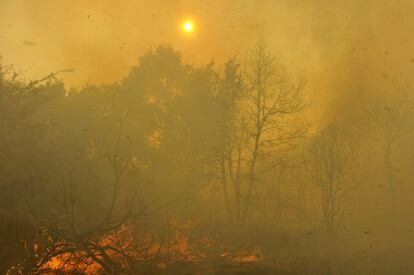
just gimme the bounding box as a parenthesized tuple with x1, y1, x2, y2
(182, 20, 194, 33)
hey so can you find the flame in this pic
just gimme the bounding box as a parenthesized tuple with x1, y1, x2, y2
(13, 219, 263, 273)
(221, 249, 263, 263)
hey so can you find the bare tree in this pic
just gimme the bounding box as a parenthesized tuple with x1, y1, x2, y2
(217, 40, 307, 224)
(309, 124, 358, 232)
(361, 88, 413, 211)
(241, 40, 307, 222)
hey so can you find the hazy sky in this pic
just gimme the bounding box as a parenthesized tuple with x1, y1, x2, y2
(1, 0, 413, 121)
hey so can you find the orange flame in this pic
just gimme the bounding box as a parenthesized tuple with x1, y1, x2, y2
(25, 219, 263, 273)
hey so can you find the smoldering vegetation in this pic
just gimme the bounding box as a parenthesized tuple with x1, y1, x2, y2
(1, 39, 414, 274)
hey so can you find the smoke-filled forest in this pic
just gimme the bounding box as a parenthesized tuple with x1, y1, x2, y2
(1, 1, 414, 274)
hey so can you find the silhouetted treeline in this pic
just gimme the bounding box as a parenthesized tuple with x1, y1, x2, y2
(1, 43, 414, 274)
